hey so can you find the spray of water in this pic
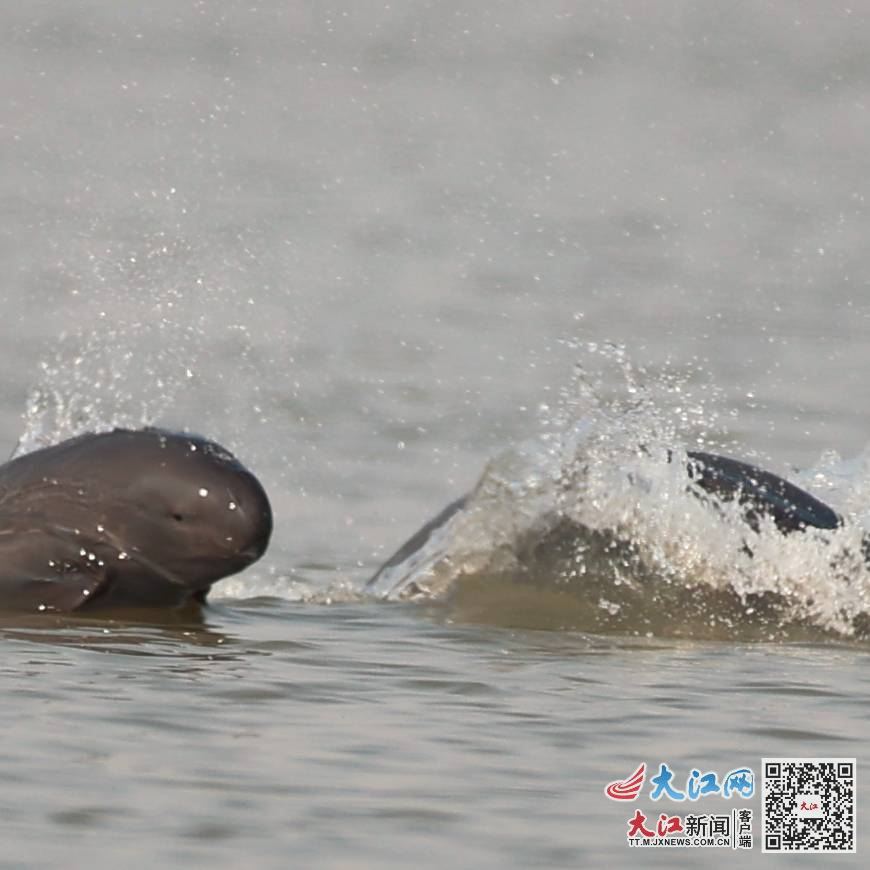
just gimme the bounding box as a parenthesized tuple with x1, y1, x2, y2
(366, 343, 870, 640)
(16, 233, 268, 456)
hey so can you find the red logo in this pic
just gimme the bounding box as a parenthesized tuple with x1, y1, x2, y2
(627, 809, 685, 838)
(605, 763, 646, 800)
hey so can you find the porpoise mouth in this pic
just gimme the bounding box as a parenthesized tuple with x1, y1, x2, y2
(237, 543, 265, 561)
(94, 528, 194, 590)
(100, 529, 264, 591)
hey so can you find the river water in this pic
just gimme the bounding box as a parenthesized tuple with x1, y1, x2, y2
(0, 1, 868, 866)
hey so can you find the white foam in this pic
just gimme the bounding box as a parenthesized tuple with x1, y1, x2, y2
(368, 344, 870, 637)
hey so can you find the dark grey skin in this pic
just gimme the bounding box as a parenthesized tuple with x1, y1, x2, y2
(0, 428, 272, 613)
(684, 450, 840, 534)
(368, 450, 842, 589)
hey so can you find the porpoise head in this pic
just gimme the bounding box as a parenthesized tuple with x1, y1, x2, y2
(0, 427, 273, 609)
(103, 429, 274, 593)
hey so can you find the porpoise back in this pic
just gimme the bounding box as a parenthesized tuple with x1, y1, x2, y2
(368, 449, 843, 597)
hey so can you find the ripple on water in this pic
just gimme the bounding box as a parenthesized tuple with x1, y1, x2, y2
(0, 599, 867, 870)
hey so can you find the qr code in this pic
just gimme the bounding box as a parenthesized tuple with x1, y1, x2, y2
(762, 758, 856, 852)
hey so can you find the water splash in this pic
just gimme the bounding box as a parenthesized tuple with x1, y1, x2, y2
(16, 233, 262, 455)
(367, 343, 870, 640)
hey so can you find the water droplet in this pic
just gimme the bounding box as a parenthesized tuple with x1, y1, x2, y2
(228, 501, 237, 511)
(198, 488, 209, 497)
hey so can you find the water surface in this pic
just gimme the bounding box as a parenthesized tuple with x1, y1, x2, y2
(1, 1, 869, 865)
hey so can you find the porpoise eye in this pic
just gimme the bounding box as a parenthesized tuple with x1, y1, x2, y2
(172, 512, 185, 522)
